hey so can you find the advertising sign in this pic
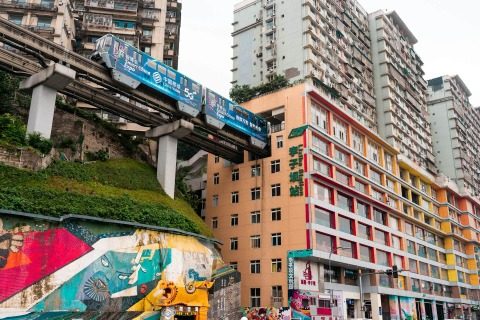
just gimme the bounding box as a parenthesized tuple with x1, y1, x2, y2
(205, 88, 268, 147)
(294, 260, 319, 292)
(105, 35, 203, 117)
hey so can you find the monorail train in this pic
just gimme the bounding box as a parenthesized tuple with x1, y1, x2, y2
(93, 34, 268, 149)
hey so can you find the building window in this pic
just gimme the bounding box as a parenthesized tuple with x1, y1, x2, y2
(311, 102, 328, 131)
(214, 156, 220, 163)
(212, 217, 218, 229)
(409, 259, 418, 273)
(251, 187, 261, 200)
(385, 153, 393, 173)
(251, 164, 261, 177)
(36, 16, 52, 28)
(231, 191, 239, 203)
(313, 158, 331, 176)
(250, 260, 261, 274)
(407, 240, 416, 255)
(250, 288, 261, 307)
(357, 201, 369, 218)
(272, 285, 283, 302)
(375, 229, 387, 245)
(251, 235, 261, 248)
(313, 183, 332, 203)
(337, 193, 353, 212)
(271, 208, 281, 221)
(374, 209, 386, 224)
(271, 160, 281, 173)
(271, 184, 281, 197)
(8, 14, 23, 25)
(357, 223, 371, 240)
(336, 171, 350, 185)
(359, 245, 372, 262)
(405, 222, 413, 235)
(389, 216, 399, 230)
(213, 173, 220, 185)
(314, 208, 332, 227)
(230, 262, 238, 270)
(368, 141, 380, 163)
(251, 211, 261, 224)
(332, 116, 347, 143)
(334, 148, 348, 165)
(230, 237, 238, 250)
(212, 195, 218, 207)
(312, 135, 329, 155)
(339, 239, 354, 258)
(391, 235, 401, 249)
(352, 129, 365, 154)
(339, 216, 353, 234)
(316, 232, 333, 252)
(232, 169, 239, 181)
(376, 250, 389, 266)
(276, 135, 283, 148)
(417, 245, 427, 258)
(419, 262, 429, 276)
(271, 258, 282, 272)
(231, 214, 238, 226)
(271, 233, 282, 246)
(370, 169, 381, 184)
(354, 159, 366, 175)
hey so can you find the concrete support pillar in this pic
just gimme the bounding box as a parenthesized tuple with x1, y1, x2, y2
(157, 135, 178, 198)
(20, 63, 76, 139)
(146, 120, 194, 198)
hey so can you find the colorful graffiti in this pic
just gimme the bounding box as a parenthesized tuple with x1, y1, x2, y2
(399, 296, 417, 320)
(0, 214, 233, 319)
(242, 306, 292, 319)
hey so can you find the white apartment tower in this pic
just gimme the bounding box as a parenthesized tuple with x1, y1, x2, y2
(368, 10, 436, 173)
(232, 0, 378, 132)
(428, 75, 480, 197)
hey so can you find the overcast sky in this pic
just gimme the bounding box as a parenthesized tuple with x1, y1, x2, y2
(179, 0, 480, 106)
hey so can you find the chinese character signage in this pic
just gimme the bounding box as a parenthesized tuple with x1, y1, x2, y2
(289, 145, 304, 197)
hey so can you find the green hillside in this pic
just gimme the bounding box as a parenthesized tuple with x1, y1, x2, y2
(0, 159, 212, 237)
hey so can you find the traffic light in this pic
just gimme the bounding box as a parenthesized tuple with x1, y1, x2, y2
(385, 265, 399, 278)
(392, 265, 399, 278)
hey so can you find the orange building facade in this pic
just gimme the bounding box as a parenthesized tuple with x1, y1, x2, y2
(205, 83, 480, 320)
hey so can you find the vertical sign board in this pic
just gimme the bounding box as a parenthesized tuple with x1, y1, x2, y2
(289, 145, 304, 197)
(287, 250, 314, 291)
(208, 269, 242, 319)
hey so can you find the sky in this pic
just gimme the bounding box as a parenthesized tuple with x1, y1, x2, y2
(179, 0, 480, 106)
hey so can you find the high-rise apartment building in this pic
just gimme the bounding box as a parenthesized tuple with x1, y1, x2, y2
(369, 10, 436, 174)
(206, 82, 480, 319)
(232, 0, 378, 132)
(0, 0, 182, 66)
(428, 75, 480, 197)
(0, 0, 76, 50)
(73, 0, 181, 66)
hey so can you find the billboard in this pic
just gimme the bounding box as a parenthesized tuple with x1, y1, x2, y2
(205, 88, 268, 148)
(99, 35, 203, 117)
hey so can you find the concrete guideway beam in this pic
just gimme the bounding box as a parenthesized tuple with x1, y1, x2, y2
(20, 63, 76, 139)
(146, 120, 194, 198)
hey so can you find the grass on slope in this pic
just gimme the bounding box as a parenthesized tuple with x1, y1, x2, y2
(0, 159, 211, 237)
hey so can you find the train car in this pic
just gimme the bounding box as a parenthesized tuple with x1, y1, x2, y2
(93, 34, 268, 149)
(205, 88, 268, 149)
(93, 34, 202, 118)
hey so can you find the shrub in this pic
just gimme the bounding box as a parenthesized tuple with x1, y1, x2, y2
(27, 132, 53, 155)
(85, 150, 109, 162)
(0, 113, 26, 146)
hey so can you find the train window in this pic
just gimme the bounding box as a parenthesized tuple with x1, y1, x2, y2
(157, 64, 167, 75)
(192, 83, 200, 93)
(147, 60, 156, 70)
(167, 69, 176, 79)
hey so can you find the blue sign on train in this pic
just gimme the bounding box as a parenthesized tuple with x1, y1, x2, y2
(205, 88, 268, 148)
(95, 34, 202, 117)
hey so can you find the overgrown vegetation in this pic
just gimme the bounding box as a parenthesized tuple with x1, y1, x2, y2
(0, 159, 211, 236)
(0, 114, 53, 154)
(229, 74, 289, 103)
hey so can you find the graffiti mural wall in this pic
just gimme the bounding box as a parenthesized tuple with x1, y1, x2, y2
(0, 212, 231, 319)
(242, 306, 292, 319)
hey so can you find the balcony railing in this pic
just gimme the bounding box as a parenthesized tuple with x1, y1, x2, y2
(269, 122, 285, 133)
(0, 0, 56, 10)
